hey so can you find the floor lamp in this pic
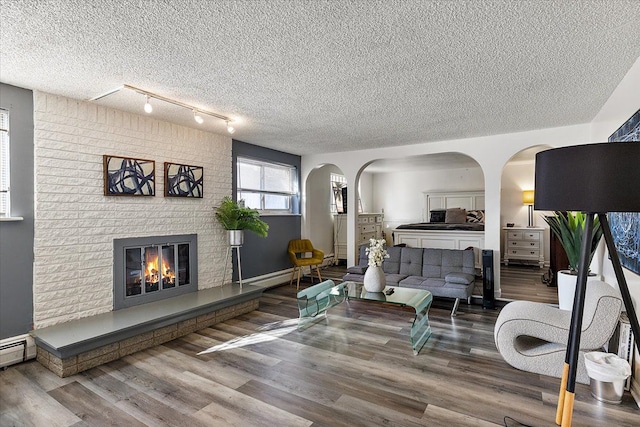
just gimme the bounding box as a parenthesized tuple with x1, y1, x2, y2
(534, 142, 640, 427)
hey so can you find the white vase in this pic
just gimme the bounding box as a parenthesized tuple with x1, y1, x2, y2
(364, 265, 386, 292)
(557, 270, 601, 311)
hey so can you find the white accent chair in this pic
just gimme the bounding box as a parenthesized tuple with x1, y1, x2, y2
(494, 280, 622, 384)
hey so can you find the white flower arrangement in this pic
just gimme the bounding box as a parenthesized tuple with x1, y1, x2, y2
(366, 238, 389, 267)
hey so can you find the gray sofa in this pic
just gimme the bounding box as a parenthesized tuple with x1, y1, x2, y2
(343, 245, 476, 315)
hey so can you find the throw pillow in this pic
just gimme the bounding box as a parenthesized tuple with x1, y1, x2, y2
(429, 209, 447, 223)
(466, 210, 485, 223)
(445, 208, 467, 224)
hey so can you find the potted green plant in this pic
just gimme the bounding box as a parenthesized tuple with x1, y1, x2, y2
(543, 211, 603, 310)
(214, 196, 269, 246)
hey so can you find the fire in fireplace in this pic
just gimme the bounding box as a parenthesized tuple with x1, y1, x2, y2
(114, 234, 197, 310)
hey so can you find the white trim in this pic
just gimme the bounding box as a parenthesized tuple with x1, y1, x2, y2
(0, 216, 23, 221)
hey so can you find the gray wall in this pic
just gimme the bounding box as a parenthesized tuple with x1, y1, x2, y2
(0, 83, 34, 339)
(232, 140, 301, 280)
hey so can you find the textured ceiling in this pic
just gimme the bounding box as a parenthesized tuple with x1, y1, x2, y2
(1, 1, 639, 155)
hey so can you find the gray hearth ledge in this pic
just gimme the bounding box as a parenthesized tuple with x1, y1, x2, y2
(32, 283, 263, 362)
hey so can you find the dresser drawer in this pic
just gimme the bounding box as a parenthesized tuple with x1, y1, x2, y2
(361, 224, 376, 233)
(508, 240, 540, 249)
(359, 232, 376, 244)
(523, 231, 542, 241)
(506, 231, 523, 240)
(507, 248, 540, 258)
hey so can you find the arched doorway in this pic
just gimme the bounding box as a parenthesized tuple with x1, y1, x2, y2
(500, 145, 557, 304)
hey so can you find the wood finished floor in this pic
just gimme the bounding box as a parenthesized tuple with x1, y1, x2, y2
(2, 276, 638, 426)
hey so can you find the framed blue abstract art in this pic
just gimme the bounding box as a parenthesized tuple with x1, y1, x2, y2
(164, 162, 203, 198)
(103, 155, 155, 196)
(608, 108, 640, 275)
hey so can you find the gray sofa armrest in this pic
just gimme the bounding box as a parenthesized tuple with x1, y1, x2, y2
(445, 272, 475, 285)
(346, 265, 367, 274)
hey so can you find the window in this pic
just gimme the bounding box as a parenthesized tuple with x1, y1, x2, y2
(0, 109, 9, 217)
(237, 157, 297, 213)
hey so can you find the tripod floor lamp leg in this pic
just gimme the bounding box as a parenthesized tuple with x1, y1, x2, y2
(556, 363, 569, 425)
(558, 213, 594, 427)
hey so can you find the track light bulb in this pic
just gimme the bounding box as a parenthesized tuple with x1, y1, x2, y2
(144, 95, 153, 113)
(226, 121, 235, 134)
(193, 110, 204, 124)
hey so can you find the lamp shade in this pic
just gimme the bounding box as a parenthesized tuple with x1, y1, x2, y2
(534, 142, 640, 213)
(522, 190, 535, 205)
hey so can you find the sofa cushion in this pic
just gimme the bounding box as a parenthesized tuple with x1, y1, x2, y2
(445, 208, 467, 224)
(441, 249, 476, 276)
(398, 275, 425, 287)
(356, 245, 369, 267)
(342, 273, 364, 283)
(399, 247, 424, 276)
(382, 246, 402, 274)
(400, 277, 445, 289)
(384, 273, 408, 286)
(445, 272, 475, 285)
(422, 248, 443, 278)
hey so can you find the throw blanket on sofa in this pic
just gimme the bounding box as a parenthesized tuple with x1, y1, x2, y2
(395, 222, 484, 231)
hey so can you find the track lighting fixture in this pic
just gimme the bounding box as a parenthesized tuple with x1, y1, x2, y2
(144, 95, 153, 113)
(90, 84, 237, 133)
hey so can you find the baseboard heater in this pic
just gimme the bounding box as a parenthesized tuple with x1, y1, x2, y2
(0, 334, 36, 369)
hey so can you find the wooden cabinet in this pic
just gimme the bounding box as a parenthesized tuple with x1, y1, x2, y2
(503, 227, 545, 268)
(548, 230, 569, 287)
(334, 213, 383, 261)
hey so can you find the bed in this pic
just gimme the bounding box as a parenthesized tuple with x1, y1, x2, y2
(392, 191, 485, 267)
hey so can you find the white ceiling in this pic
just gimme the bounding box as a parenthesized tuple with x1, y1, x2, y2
(1, 1, 639, 156)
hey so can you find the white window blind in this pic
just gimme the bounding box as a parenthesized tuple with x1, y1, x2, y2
(237, 157, 297, 213)
(0, 109, 9, 216)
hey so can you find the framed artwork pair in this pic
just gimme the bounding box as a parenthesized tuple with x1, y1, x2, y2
(103, 155, 203, 198)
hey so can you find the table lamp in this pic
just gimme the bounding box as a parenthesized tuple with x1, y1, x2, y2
(522, 190, 535, 227)
(534, 142, 640, 426)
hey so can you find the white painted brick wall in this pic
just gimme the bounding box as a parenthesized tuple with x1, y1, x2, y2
(33, 92, 232, 328)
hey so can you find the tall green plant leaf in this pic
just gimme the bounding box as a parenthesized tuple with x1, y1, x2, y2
(543, 211, 602, 273)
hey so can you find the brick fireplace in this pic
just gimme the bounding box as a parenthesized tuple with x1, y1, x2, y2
(32, 91, 230, 329)
(113, 234, 198, 310)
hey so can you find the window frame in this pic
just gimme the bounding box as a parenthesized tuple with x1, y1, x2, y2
(236, 156, 298, 214)
(330, 173, 347, 213)
(0, 108, 9, 218)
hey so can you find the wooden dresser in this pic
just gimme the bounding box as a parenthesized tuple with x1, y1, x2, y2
(334, 213, 383, 262)
(503, 227, 545, 268)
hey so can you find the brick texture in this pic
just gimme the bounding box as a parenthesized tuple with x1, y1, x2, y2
(33, 92, 232, 328)
(36, 299, 258, 377)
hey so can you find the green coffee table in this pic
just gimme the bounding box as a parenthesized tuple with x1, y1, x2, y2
(344, 282, 433, 355)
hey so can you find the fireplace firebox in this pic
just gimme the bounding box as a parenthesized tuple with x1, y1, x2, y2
(114, 234, 197, 310)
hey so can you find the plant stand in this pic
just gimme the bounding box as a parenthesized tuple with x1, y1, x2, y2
(222, 244, 243, 288)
